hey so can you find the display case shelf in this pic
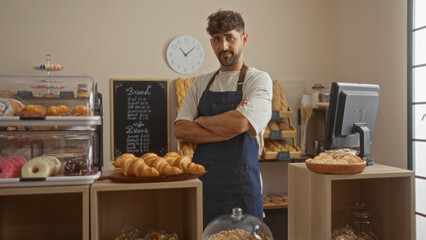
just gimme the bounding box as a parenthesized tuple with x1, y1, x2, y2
(0, 185, 89, 240)
(90, 175, 202, 240)
(0, 116, 101, 126)
(288, 163, 415, 240)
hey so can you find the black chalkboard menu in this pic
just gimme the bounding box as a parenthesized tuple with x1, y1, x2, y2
(110, 79, 169, 160)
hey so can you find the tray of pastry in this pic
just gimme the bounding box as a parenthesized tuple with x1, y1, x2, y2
(0, 96, 101, 125)
(110, 152, 206, 183)
(0, 116, 101, 127)
(0, 154, 101, 188)
(305, 152, 366, 175)
(0, 74, 101, 125)
(107, 171, 206, 183)
(0, 172, 101, 188)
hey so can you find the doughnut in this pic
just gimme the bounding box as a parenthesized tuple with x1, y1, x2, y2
(1, 156, 27, 177)
(64, 156, 90, 176)
(21, 158, 50, 178)
(0, 160, 15, 178)
(44, 156, 61, 175)
(7, 156, 27, 166)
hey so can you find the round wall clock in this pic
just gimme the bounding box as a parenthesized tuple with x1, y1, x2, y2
(166, 35, 204, 74)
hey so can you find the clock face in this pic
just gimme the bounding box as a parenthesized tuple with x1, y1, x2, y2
(166, 36, 204, 74)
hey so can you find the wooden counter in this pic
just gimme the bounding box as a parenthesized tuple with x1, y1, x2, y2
(90, 177, 202, 240)
(288, 163, 415, 240)
(0, 185, 90, 240)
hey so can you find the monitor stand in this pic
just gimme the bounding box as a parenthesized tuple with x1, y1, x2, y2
(354, 124, 374, 166)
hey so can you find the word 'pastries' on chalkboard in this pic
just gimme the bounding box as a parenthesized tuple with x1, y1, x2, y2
(110, 79, 169, 160)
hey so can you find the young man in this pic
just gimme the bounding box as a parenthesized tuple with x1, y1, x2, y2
(174, 9, 273, 228)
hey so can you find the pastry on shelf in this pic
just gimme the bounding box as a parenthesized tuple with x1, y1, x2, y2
(113, 152, 205, 177)
(18, 105, 47, 117)
(71, 105, 91, 116)
(47, 105, 71, 116)
(0, 97, 24, 116)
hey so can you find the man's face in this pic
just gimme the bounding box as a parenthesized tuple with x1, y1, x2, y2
(210, 29, 248, 67)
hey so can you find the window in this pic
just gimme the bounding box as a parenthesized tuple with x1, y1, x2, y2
(408, 0, 426, 239)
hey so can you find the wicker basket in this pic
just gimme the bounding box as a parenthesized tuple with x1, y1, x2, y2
(305, 159, 366, 175)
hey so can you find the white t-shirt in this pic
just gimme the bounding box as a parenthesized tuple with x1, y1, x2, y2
(175, 67, 273, 155)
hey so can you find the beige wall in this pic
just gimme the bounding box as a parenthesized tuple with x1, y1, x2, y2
(0, 0, 406, 171)
(332, 0, 407, 168)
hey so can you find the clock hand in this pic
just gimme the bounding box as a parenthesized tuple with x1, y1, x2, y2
(185, 46, 196, 56)
(179, 47, 188, 56)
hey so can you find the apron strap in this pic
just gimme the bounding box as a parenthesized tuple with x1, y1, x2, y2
(205, 63, 248, 91)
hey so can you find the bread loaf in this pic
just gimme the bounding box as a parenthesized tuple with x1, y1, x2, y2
(280, 87, 289, 111)
(279, 121, 291, 131)
(272, 80, 281, 111)
(175, 77, 196, 111)
(268, 121, 280, 131)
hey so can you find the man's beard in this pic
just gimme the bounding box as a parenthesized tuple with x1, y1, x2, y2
(218, 50, 242, 67)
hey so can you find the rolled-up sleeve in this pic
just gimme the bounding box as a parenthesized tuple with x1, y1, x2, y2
(236, 71, 273, 137)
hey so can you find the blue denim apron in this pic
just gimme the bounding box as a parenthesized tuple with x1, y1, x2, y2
(192, 64, 263, 229)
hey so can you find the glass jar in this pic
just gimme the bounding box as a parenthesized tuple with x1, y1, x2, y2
(203, 208, 274, 240)
(319, 87, 331, 103)
(346, 202, 379, 240)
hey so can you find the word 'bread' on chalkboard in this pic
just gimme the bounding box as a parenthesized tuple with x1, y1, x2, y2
(110, 79, 169, 160)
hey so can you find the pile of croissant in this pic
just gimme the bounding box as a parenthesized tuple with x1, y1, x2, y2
(113, 152, 205, 177)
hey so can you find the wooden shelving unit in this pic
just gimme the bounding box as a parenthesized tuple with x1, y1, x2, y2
(261, 110, 301, 160)
(288, 163, 415, 240)
(264, 202, 288, 210)
(90, 177, 202, 240)
(0, 185, 90, 240)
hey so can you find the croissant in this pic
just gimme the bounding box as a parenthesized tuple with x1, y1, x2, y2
(143, 156, 183, 176)
(113, 153, 136, 168)
(169, 155, 205, 174)
(126, 158, 160, 177)
(164, 152, 181, 164)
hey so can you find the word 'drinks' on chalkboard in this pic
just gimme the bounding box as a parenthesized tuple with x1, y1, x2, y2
(111, 79, 169, 160)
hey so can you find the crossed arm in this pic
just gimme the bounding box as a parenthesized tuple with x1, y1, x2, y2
(174, 98, 251, 144)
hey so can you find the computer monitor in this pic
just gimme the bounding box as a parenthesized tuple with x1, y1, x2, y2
(324, 82, 380, 165)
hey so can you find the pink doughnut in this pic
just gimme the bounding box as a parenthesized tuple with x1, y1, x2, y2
(8, 156, 27, 166)
(3, 156, 27, 177)
(0, 160, 15, 178)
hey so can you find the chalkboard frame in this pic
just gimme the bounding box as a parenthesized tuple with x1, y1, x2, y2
(110, 78, 170, 160)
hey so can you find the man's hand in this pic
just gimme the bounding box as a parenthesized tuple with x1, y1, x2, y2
(237, 97, 248, 109)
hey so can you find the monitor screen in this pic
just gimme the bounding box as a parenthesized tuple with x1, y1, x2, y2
(324, 82, 380, 165)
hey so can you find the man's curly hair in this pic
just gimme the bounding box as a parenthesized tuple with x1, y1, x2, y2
(206, 10, 245, 36)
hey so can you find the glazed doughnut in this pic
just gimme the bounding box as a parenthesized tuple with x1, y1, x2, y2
(18, 105, 47, 117)
(64, 156, 90, 176)
(21, 157, 50, 178)
(46, 156, 62, 175)
(0, 160, 15, 178)
(71, 105, 90, 116)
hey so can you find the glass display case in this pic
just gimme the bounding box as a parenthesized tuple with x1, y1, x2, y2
(0, 74, 102, 187)
(203, 208, 274, 240)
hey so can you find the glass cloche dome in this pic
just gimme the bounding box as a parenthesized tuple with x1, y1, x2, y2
(203, 208, 274, 240)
